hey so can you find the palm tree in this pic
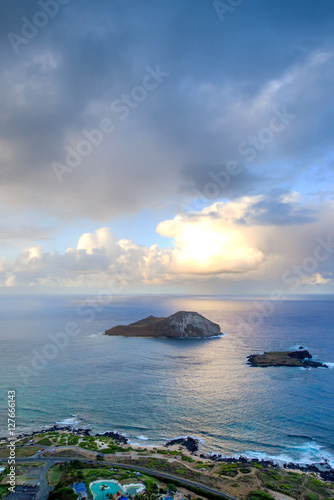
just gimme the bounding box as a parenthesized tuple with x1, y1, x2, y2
(100, 484, 108, 500)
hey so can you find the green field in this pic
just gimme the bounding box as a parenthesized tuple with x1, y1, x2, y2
(0, 446, 40, 458)
(47, 465, 63, 486)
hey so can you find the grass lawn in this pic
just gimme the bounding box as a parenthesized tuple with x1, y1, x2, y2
(0, 485, 9, 497)
(141, 474, 159, 488)
(58, 450, 90, 458)
(47, 465, 62, 486)
(0, 446, 40, 458)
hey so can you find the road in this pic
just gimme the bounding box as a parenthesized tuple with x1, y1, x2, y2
(16, 453, 240, 500)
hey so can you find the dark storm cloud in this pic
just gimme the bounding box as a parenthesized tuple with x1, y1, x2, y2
(0, 0, 334, 220)
(241, 194, 316, 226)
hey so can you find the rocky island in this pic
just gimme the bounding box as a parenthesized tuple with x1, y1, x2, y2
(104, 311, 221, 338)
(247, 349, 328, 368)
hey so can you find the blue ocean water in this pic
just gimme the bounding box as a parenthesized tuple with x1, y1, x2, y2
(0, 294, 333, 466)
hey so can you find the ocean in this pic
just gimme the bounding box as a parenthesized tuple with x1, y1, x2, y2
(0, 294, 333, 466)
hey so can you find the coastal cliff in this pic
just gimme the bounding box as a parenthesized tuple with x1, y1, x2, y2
(104, 311, 221, 338)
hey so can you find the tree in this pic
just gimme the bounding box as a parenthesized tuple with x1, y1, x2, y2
(167, 484, 177, 493)
(100, 484, 108, 500)
(48, 487, 77, 500)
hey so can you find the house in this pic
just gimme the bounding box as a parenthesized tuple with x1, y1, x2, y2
(73, 482, 88, 498)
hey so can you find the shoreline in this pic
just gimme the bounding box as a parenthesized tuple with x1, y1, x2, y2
(1, 425, 333, 483)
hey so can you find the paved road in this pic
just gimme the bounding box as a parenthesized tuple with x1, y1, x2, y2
(16, 455, 240, 500)
(35, 461, 50, 500)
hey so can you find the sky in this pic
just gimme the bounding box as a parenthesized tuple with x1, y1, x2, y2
(0, 0, 334, 295)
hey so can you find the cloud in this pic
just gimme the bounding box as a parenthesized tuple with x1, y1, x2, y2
(300, 273, 332, 286)
(157, 197, 266, 274)
(0, 1, 334, 222)
(2, 194, 333, 291)
(76, 227, 117, 254)
(0, 222, 54, 247)
(0, 1, 334, 295)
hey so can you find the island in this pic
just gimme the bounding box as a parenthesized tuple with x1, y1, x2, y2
(247, 349, 328, 368)
(104, 311, 221, 338)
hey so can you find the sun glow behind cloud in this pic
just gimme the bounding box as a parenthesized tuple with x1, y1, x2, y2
(1, 195, 332, 292)
(157, 199, 265, 275)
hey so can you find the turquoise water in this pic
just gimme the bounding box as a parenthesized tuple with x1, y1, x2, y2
(124, 485, 145, 495)
(0, 295, 333, 465)
(90, 480, 144, 499)
(90, 480, 124, 500)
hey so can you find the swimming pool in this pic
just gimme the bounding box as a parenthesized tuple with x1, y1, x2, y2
(123, 483, 145, 496)
(90, 480, 145, 500)
(90, 480, 124, 500)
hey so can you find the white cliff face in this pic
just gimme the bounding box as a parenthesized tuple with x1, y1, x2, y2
(162, 311, 221, 337)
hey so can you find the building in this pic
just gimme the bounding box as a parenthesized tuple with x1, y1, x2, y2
(73, 482, 88, 499)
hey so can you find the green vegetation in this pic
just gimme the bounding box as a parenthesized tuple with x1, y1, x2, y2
(67, 435, 79, 446)
(181, 454, 195, 462)
(306, 477, 332, 496)
(37, 437, 52, 446)
(102, 444, 131, 454)
(142, 474, 159, 490)
(0, 485, 9, 499)
(47, 465, 63, 486)
(79, 440, 99, 452)
(247, 491, 275, 500)
(48, 487, 77, 500)
(258, 468, 334, 499)
(0, 446, 40, 458)
(11, 431, 334, 500)
(218, 464, 240, 477)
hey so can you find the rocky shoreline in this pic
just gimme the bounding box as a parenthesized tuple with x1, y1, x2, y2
(206, 454, 334, 482)
(165, 436, 200, 453)
(0, 425, 128, 445)
(96, 430, 129, 444)
(247, 348, 329, 368)
(1, 425, 333, 482)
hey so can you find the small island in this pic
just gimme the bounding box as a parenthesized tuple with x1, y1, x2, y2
(247, 349, 328, 368)
(104, 311, 221, 338)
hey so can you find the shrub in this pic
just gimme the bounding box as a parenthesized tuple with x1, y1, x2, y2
(38, 438, 52, 446)
(48, 487, 77, 500)
(220, 469, 238, 477)
(247, 491, 275, 500)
